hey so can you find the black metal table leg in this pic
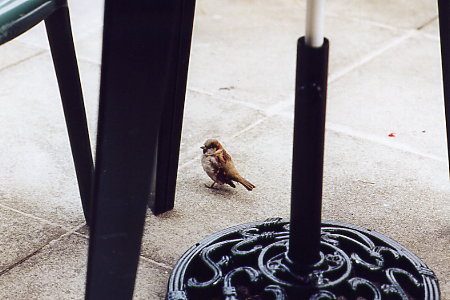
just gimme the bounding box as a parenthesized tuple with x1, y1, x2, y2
(437, 0, 450, 173)
(45, 2, 94, 225)
(85, 1, 183, 299)
(149, 0, 196, 215)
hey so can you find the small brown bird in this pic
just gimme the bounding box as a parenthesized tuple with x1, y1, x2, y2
(201, 139, 255, 191)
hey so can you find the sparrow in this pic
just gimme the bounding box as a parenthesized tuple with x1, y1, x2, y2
(201, 139, 255, 191)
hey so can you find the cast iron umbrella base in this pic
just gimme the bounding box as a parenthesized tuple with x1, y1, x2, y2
(166, 3, 445, 297)
(167, 218, 439, 300)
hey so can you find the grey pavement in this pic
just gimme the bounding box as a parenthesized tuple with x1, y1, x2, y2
(0, 0, 449, 299)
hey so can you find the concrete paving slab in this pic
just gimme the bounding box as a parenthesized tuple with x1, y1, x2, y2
(421, 18, 440, 38)
(321, 128, 449, 297)
(0, 53, 99, 227)
(189, 0, 407, 109)
(134, 258, 172, 300)
(179, 89, 266, 163)
(0, 41, 43, 71)
(13, 0, 104, 50)
(324, 33, 447, 162)
(0, 206, 66, 272)
(326, 0, 437, 30)
(0, 234, 169, 300)
(75, 29, 103, 65)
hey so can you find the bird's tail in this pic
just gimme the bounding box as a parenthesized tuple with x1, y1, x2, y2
(235, 176, 255, 191)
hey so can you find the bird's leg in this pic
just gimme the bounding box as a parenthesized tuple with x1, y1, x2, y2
(205, 182, 217, 189)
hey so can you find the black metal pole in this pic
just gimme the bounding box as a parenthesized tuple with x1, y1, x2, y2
(437, 0, 450, 173)
(288, 37, 329, 270)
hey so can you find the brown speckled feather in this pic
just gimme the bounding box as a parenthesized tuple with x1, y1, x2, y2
(201, 139, 255, 191)
(212, 149, 236, 188)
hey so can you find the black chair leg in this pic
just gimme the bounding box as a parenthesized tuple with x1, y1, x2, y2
(148, 0, 196, 215)
(437, 0, 450, 171)
(45, 3, 94, 225)
(85, 1, 184, 298)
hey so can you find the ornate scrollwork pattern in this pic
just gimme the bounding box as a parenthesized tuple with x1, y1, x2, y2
(168, 220, 440, 299)
(348, 277, 382, 299)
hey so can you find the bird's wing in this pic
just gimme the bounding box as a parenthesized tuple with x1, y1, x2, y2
(213, 150, 237, 188)
(216, 167, 236, 188)
(216, 149, 233, 165)
(211, 149, 225, 165)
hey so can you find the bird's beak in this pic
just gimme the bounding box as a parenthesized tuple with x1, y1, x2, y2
(200, 146, 206, 150)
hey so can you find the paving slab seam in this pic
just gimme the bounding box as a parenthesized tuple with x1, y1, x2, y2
(72, 25, 104, 44)
(178, 85, 280, 169)
(138, 255, 173, 271)
(182, 57, 443, 169)
(0, 202, 79, 232)
(184, 69, 447, 167)
(72, 230, 89, 239)
(417, 30, 440, 42)
(178, 115, 270, 172)
(187, 87, 265, 112)
(0, 223, 85, 277)
(0, 244, 47, 276)
(326, 122, 448, 163)
(179, 108, 447, 175)
(329, 30, 417, 83)
(325, 10, 438, 35)
(325, 12, 404, 32)
(417, 16, 439, 31)
(0, 49, 46, 73)
(66, 226, 174, 271)
(75, 54, 101, 66)
(189, 31, 421, 119)
(72, 41, 103, 66)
